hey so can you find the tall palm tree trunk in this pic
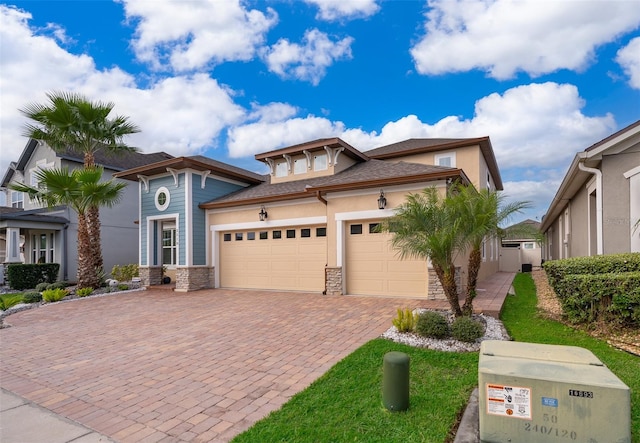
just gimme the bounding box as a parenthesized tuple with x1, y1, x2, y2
(434, 263, 463, 317)
(83, 153, 103, 283)
(77, 212, 99, 288)
(87, 205, 103, 277)
(463, 247, 482, 316)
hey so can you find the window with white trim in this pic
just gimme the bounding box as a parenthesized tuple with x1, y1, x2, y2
(294, 158, 307, 174)
(435, 152, 456, 168)
(162, 225, 177, 265)
(31, 233, 54, 263)
(313, 154, 328, 171)
(523, 242, 535, 249)
(11, 191, 23, 208)
(155, 187, 170, 211)
(275, 161, 288, 177)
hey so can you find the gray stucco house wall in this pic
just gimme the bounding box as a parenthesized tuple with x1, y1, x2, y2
(541, 120, 640, 260)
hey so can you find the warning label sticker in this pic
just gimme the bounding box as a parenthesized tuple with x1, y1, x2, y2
(486, 384, 531, 420)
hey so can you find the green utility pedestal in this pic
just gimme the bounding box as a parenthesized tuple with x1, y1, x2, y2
(383, 351, 410, 411)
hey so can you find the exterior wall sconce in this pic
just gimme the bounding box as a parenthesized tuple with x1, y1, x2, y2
(259, 205, 268, 221)
(378, 190, 387, 210)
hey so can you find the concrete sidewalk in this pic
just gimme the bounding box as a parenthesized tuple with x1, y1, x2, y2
(1, 389, 114, 443)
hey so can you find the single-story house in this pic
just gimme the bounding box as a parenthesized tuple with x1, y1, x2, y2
(540, 119, 640, 259)
(115, 136, 504, 299)
(0, 139, 173, 283)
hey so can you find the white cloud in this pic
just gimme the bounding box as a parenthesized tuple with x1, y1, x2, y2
(227, 115, 346, 158)
(616, 37, 640, 89)
(501, 179, 561, 222)
(411, 0, 640, 79)
(229, 82, 616, 173)
(262, 29, 353, 85)
(246, 102, 299, 123)
(227, 82, 614, 173)
(343, 83, 616, 171)
(304, 0, 380, 21)
(120, 0, 278, 71)
(0, 5, 245, 175)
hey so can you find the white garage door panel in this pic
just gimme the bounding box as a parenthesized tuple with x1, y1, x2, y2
(220, 227, 326, 292)
(346, 222, 428, 297)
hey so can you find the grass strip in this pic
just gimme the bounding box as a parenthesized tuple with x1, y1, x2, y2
(232, 339, 478, 443)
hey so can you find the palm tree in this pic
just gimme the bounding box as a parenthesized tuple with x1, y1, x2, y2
(383, 187, 467, 317)
(20, 91, 140, 280)
(10, 167, 126, 289)
(451, 185, 530, 315)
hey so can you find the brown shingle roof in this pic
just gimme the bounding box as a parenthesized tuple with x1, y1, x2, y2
(366, 137, 503, 190)
(200, 160, 469, 208)
(114, 155, 265, 184)
(365, 138, 470, 157)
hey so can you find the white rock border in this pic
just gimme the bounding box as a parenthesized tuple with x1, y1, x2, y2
(381, 309, 511, 352)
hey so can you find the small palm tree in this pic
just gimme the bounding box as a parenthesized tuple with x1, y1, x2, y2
(451, 185, 530, 315)
(10, 167, 126, 289)
(20, 91, 140, 280)
(383, 187, 467, 317)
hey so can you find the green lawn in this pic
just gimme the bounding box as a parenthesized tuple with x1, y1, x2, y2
(232, 273, 639, 442)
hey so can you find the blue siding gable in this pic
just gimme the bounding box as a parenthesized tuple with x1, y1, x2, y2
(191, 174, 245, 266)
(140, 171, 245, 267)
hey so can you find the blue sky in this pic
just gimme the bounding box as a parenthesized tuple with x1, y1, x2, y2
(1, 0, 639, 222)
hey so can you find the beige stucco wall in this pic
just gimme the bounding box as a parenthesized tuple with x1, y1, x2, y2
(269, 151, 358, 184)
(395, 145, 488, 189)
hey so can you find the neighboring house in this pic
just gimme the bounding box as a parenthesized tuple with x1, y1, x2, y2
(0, 138, 173, 284)
(499, 219, 542, 272)
(540, 120, 640, 259)
(116, 136, 504, 299)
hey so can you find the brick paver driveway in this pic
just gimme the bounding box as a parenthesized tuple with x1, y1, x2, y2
(0, 289, 421, 442)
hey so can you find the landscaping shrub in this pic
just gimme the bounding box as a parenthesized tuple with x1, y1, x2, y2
(415, 311, 450, 339)
(6, 263, 59, 290)
(75, 287, 94, 297)
(22, 292, 42, 304)
(392, 308, 417, 333)
(543, 253, 640, 288)
(117, 284, 129, 291)
(111, 264, 138, 282)
(557, 272, 640, 326)
(450, 316, 484, 342)
(50, 281, 68, 290)
(35, 282, 49, 292)
(0, 294, 24, 311)
(41, 288, 69, 302)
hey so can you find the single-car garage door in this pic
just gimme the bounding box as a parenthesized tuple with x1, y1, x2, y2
(220, 226, 327, 292)
(345, 221, 428, 297)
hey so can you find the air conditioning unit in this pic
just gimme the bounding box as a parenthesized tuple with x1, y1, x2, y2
(478, 340, 630, 443)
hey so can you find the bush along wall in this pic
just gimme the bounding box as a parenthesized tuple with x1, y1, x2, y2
(6, 263, 60, 291)
(543, 253, 640, 288)
(543, 253, 640, 327)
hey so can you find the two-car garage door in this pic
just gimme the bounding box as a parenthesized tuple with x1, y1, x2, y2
(219, 221, 428, 297)
(219, 226, 326, 292)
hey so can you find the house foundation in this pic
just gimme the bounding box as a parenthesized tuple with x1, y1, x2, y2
(139, 266, 163, 286)
(427, 267, 461, 300)
(174, 267, 214, 292)
(325, 266, 343, 295)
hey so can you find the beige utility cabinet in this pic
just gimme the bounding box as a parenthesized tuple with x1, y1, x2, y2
(478, 340, 630, 443)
